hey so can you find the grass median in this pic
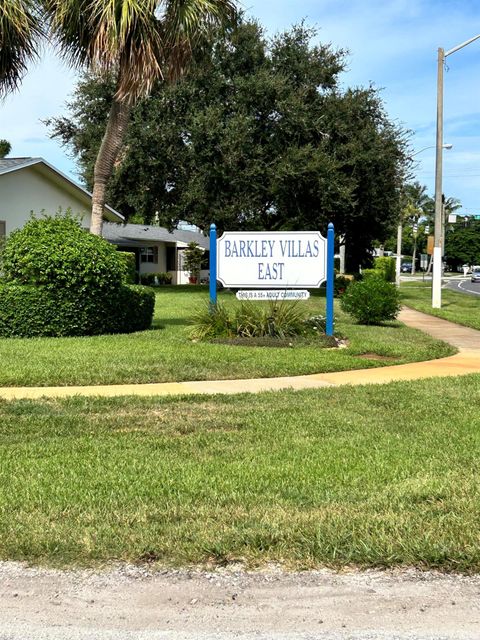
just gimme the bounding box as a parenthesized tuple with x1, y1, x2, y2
(0, 287, 453, 387)
(1, 375, 480, 571)
(401, 280, 480, 330)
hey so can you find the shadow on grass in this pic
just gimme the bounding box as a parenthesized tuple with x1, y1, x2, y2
(155, 318, 192, 328)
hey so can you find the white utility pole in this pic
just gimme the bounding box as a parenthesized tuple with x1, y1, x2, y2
(432, 34, 480, 308)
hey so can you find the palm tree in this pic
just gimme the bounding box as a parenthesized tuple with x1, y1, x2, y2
(0, 0, 41, 98)
(42, 0, 237, 235)
(399, 182, 432, 276)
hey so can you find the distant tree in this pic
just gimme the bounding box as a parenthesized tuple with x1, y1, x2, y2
(445, 219, 480, 269)
(400, 182, 432, 274)
(47, 20, 409, 265)
(0, 139, 12, 157)
(384, 182, 458, 273)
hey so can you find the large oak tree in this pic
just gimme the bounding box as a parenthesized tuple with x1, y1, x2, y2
(48, 19, 410, 264)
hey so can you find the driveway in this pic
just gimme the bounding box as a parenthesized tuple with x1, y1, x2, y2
(1, 563, 480, 640)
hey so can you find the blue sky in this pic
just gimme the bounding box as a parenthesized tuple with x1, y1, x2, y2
(2, 0, 480, 216)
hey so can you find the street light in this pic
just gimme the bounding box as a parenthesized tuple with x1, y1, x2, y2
(395, 143, 452, 286)
(412, 143, 452, 157)
(433, 33, 480, 308)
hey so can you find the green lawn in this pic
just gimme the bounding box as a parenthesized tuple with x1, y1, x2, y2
(0, 287, 453, 387)
(401, 281, 480, 330)
(2, 375, 480, 570)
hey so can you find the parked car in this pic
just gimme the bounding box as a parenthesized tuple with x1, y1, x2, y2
(471, 267, 480, 283)
(401, 262, 413, 273)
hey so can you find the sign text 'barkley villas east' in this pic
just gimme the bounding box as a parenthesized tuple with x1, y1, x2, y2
(217, 231, 327, 288)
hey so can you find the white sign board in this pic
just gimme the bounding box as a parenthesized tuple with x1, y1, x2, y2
(217, 231, 327, 288)
(236, 290, 310, 301)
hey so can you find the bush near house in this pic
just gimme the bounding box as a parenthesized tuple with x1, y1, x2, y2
(156, 272, 173, 285)
(139, 272, 173, 286)
(0, 215, 154, 337)
(140, 273, 156, 286)
(0, 284, 154, 337)
(118, 251, 137, 284)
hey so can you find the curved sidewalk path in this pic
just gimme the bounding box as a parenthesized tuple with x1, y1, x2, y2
(1, 307, 479, 400)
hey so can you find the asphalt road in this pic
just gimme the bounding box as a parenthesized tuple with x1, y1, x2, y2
(445, 277, 480, 296)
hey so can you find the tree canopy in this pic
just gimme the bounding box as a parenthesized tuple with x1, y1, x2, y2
(47, 19, 410, 265)
(445, 219, 480, 268)
(0, 139, 11, 157)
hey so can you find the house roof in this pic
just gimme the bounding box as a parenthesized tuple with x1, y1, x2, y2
(0, 157, 33, 172)
(103, 222, 210, 250)
(0, 157, 124, 223)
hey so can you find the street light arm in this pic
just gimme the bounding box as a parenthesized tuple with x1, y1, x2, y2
(446, 33, 480, 57)
(411, 146, 433, 157)
(411, 144, 452, 157)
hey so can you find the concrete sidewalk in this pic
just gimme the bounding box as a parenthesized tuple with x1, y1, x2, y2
(0, 308, 479, 400)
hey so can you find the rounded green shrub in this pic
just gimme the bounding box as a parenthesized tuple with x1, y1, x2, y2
(1, 214, 125, 293)
(0, 215, 155, 337)
(340, 275, 400, 324)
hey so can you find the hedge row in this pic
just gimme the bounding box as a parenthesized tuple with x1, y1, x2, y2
(362, 257, 396, 282)
(0, 284, 155, 338)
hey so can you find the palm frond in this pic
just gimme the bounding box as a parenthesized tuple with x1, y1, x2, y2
(160, 0, 236, 80)
(0, 0, 42, 98)
(42, 0, 237, 102)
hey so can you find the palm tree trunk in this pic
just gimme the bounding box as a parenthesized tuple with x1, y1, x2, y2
(90, 97, 131, 236)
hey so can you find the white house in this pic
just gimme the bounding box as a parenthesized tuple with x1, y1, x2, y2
(102, 222, 210, 284)
(0, 157, 124, 233)
(0, 156, 210, 284)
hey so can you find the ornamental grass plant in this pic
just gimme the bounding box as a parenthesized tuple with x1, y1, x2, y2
(190, 300, 316, 341)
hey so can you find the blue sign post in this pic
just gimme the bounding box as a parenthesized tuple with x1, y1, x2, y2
(209, 223, 217, 307)
(326, 222, 335, 336)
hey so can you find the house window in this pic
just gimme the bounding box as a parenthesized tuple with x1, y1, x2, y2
(140, 246, 158, 264)
(166, 246, 177, 271)
(0, 221, 5, 239)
